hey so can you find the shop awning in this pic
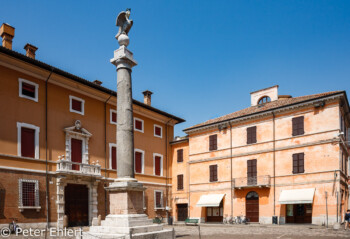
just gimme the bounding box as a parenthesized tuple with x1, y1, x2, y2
(279, 188, 315, 204)
(196, 194, 225, 207)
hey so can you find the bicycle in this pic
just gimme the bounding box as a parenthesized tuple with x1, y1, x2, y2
(153, 215, 163, 224)
(9, 218, 21, 234)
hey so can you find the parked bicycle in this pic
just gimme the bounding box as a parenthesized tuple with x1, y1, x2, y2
(153, 215, 163, 224)
(9, 218, 21, 234)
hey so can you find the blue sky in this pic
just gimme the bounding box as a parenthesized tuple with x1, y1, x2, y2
(1, 1, 350, 136)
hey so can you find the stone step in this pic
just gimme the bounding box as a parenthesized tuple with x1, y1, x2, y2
(89, 224, 163, 234)
(132, 229, 174, 239)
(82, 231, 126, 239)
(101, 218, 153, 227)
(130, 224, 163, 234)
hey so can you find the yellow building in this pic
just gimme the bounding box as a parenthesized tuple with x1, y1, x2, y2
(0, 23, 184, 228)
(171, 85, 349, 225)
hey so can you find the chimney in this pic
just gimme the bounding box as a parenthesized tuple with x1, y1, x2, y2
(142, 90, 153, 106)
(0, 23, 15, 50)
(24, 43, 38, 59)
(93, 80, 102, 86)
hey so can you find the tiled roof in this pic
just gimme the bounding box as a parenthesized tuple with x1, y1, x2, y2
(185, 91, 344, 131)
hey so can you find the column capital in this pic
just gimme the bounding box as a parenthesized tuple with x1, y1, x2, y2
(110, 46, 137, 70)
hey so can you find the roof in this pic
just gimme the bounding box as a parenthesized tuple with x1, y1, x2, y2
(0, 46, 185, 123)
(185, 91, 346, 131)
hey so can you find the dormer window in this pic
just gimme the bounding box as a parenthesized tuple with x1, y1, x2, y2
(258, 96, 271, 105)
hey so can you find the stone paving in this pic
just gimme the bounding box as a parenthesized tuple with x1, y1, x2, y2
(164, 224, 350, 239)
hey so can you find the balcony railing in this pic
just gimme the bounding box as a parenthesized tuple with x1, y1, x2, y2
(233, 175, 271, 189)
(57, 159, 101, 177)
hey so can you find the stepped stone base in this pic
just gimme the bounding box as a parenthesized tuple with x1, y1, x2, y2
(82, 214, 174, 239)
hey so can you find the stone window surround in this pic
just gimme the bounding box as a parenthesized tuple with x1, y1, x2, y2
(154, 124, 163, 138)
(134, 148, 145, 174)
(18, 78, 39, 102)
(18, 178, 41, 212)
(64, 124, 92, 164)
(69, 95, 85, 115)
(153, 153, 163, 176)
(134, 117, 144, 133)
(110, 109, 117, 125)
(109, 143, 117, 169)
(17, 122, 40, 159)
(154, 190, 164, 210)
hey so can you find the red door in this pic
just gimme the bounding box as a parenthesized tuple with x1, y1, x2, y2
(71, 138, 82, 171)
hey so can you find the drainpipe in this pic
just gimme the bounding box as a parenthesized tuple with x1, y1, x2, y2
(45, 68, 53, 236)
(272, 112, 276, 216)
(229, 121, 233, 218)
(104, 95, 112, 216)
(165, 118, 173, 221)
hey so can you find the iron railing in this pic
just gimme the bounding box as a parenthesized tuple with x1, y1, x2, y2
(233, 175, 271, 189)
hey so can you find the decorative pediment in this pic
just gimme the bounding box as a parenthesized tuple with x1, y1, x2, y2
(64, 120, 92, 138)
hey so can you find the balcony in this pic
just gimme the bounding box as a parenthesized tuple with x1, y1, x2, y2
(56, 159, 101, 177)
(233, 175, 271, 189)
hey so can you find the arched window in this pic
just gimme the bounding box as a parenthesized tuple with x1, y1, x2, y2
(258, 96, 271, 104)
(246, 191, 259, 200)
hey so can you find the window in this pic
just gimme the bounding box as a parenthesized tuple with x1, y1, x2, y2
(258, 96, 271, 104)
(177, 149, 183, 163)
(292, 116, 304, 136)
(69, 95, 85, 115)
(18, 179, 40, 211)
(209, 134, 217, 151)
(153, 153, 163, 176)
(19, 78, 39, 102)
(134, 118, 144, 133)
(154, 190, 163, 208)
(17, 122, 40, 159)
(134, 149, 144, 173)
(247, 159, 257, 185)
(154, 124, 162, 138)
(247, 126, 257, 144)
(292, 153, 305, 174)
(209, 165, 218, 182)
(109, 143, 117, 170)
(177, 174, 184, 190)
(71, 138, 82, 171)
(110, 109, 117, 125)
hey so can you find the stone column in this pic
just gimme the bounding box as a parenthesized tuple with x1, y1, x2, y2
(110, 43, 137, 180)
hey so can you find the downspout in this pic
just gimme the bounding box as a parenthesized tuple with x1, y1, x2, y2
(229, 121, 233, 218)
(45, 68, 53, 235)
(104, 95, 112, 216)
(272, 111, 276, 216)
(165, 118, 173, 221)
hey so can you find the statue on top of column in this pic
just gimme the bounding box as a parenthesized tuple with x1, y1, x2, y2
(115, 8, 133, 40)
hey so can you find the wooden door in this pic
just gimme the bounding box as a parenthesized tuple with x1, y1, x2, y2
(247, 159, 257, 185)
(206, 204, 223, 222)
(286, 204, 312, 224)
(71, 138, 82, 171)
(177, 204, 188, 221)
(246, 191, 259, 222)
(65, 184, 89, 227)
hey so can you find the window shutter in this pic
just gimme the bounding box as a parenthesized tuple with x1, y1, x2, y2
(292, 154, 298, 174)
(209, 165, 213, 182)
(22, 82, 36, 98)
(292, 116, 304, 136)
(299, 153, 305, 173)
(135, 120, 143, 130)
(135, 152, 142, 173)
(209, 165, 218, 182)
(247, 126, 257, 144)
(72, 99, 82, 112)
(209, 135, 217, 151)
(112, 112, 117, 123)
(177, 149, 183, 162)
(177, 175, 183, 190)
(111, 146, 117, 170)
(21, 127, 35, 158)
(155, 156, 161, 176)
(155, 126, 161, 136)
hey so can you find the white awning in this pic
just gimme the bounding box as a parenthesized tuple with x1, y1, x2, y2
(279, 188, 315, 204)
(196, 194, 225, 207)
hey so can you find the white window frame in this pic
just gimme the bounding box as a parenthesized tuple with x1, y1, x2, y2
(134, 117, 144, 133)
(134, 149, 145, 174)
(154, 124, 163, 138)
(154, 190, 164, 209)
(69, 95, 85, 115)
(17, 122, 40, 159)
(110, 109, 117, 125)
(153, 153, 163, 176)
(18, 78, 39, 102)
(109, 143, 117, 169)
(18, 179, 41, 212)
